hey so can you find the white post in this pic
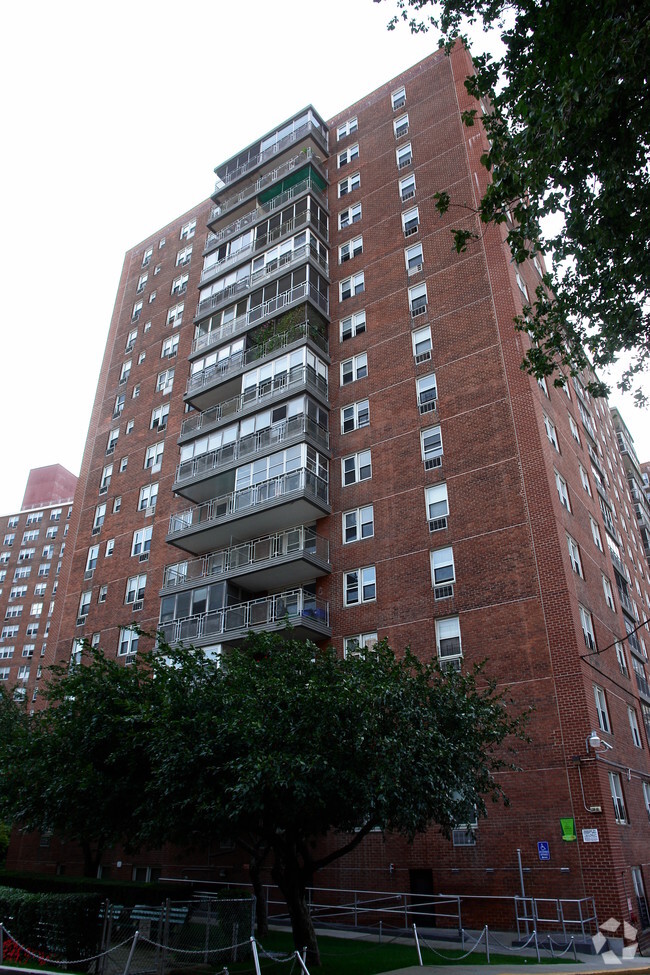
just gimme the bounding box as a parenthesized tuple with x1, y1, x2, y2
(250, 937, 262, 975)
(294, 949, 311, 974)
(413, 923, 423, 966)
(123, 930, 140, 975)
(534, 928, 540, 962)
(484, 925, 490, 964)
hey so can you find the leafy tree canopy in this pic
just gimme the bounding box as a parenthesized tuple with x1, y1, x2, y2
(376, 0, 650, 401)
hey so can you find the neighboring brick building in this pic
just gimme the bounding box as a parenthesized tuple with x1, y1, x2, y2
(7, 46, 650, 930)
(0, 466, 76, 704)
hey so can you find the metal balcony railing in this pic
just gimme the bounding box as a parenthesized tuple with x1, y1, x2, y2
(168, 468, 329, 538)
(634, 670, 650, 700)
(197, 244, 329, 317)
(206, 177, 327, 248)
(214, 120, 328, 194)
(188, 320, 327, 396)
(617, 586, 635, 616)
(175, 414, 329, 484)
(200, 210, 328, 284)
(159, 587, 329, 646)
(212, 149, 323, 220)
(180, 366, 328, 438)
(628, 630, 643, 656)
(195, 277, 329, 337)
(162, 526, 329, 589)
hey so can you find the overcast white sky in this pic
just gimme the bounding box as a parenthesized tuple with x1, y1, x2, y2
(1, 0, 647, 513)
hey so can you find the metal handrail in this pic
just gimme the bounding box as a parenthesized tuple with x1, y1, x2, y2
(214, 120, 328, 192)
(212, 148, 323, 219)
(206, 177, 327, 247)
(195, 277, 329, 333)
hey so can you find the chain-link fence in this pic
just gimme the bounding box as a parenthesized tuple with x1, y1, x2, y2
(99, 896, 255, 974)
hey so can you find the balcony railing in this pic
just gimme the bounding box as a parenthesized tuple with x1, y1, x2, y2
(212, 149, 323, 220)
(635, 670, 650, 700)
(175, 414, 329, 484)
(195, 275, 329, 334)
(628, 630, 643, 657)
(188, 320, 327, 396)
(214, 120, 328, 193)
(617, 586, 635, 616)
(609, 546, 625, 577)
(181, 366, 328, 438)
(162, 526, 329, 589)
(168, 468, 329, 538)
(159, 587, 329, 647)
(197, 243, 329, 316)
(206, 177, 327, 248)
(200, 210, 328, 284)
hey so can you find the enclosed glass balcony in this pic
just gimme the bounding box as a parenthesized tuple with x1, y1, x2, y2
(162, 526, 330, 593)
(210, 154, 327, 224)
(167, 467, 330, 554)
(158, 587, 330, 649)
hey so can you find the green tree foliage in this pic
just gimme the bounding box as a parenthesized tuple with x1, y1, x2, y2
(376, 0, 650, 401)
(146, 633, 526, 966)
(0, 644, 157, 877)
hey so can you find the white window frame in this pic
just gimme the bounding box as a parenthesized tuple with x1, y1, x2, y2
(409, 282, 427, 317)
(391, 86, 406, 110)
(343, 632, 378, 656)
(180, 219, 196, 240)
(394, 114, 409, 138)
(339, 203, 362, 230)
(426, 483, 449, 532)
(579, 464, 592, 496)
(602, 575, 615, 611)
(132, 526, 153, 557)
(608, 772, 627, 823)
(628, 707, 642, 748)
(341, 399, 370, 434)
(340, 272, 365, 301)
(412, 325, 432, 362)
(396, 142, 413, 169)
(567, 535, 583, 576)
(338, 172, 360, 197)
(344, 566, 376, 606)
(406, 242, 424, 273)
(590, 517, 603, 551)
(581, 606, 596, 651)
(436, 617, 462, 665)
(339, 236, 363, 264)
(399, 173, 416, 202)
(337, 117, 358, 141)
(338, 143, 359, 167)
(340, 310, 366, 341)
(431, 547, 455, 597)
(341, 353, 368, 386)
(342, 450, 372, 486)
(544, 414, 559, 450)
(417, 374, 437, 414)
(555, 470, 571, 510)
(594, 684, 610, 732)
(343, 505, 374, 544)
(402, 206, 419, 237)
(125, 574, 147, 605)
(421, 426, 443, 469)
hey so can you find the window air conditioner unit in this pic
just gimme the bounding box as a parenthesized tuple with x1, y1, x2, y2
(145, 506, 156, 518)
(76, 616, 87, 627)
(119, 376, 128, 386)
(139, 552, 149, 563)
(106, 445, 115, 455)
(91, 526, 101, 536)
(99, 486, 108, 495)
(132, 600, 144, 612)
(84, 569, 94, 580)
(151, 462, 162, 474)
(408, 264, 424, 276)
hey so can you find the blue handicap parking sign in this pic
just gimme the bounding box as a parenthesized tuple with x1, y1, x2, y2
(537, 841, 550, 861)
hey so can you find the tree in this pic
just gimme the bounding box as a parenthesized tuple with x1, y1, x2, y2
(376, 0, 650, 401)
(146, 633, 527, 967)
(0, 643, 158, 876)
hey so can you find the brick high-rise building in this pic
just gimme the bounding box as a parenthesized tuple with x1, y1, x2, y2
(0, 466, 76, 703)
(8, 46, 650, 930)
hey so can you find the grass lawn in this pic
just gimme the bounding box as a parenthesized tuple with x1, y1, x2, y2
(216, 930, 579, 974)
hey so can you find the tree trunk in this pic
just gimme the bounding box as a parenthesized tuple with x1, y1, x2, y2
(249, 854, 269, 936)
(272, 860, 320, 967)
(81, 839, 103, 878)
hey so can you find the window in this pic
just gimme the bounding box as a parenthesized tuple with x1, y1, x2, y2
(113, 496, 122, 514)
(555, 471, 570, 510)
(167, 303, 184, 327)
(399, 173, 416, 201)
(338, 172, 360, 197)
(340, 310, 366, 341)
(119, 627, 139, 657)
(567, 535, 583, 576)
(392, 86, 406, 110)
(132, 300, 143, 323)
(594, 684, 610, 731)
(628, 707, 642, 748)
(100, 464, 113, 493)
(113, 394, 125, 418)
(342, 450, 372, 485)
(151, 403, 169, 431)
(93, 503, 106, 531)
(26, 512, 43, 525)
(339, 236, 363, 263)
(337, 117, 358, 140)
(126, 419, 134, 435)
(515, 269, 529, 300)
(148, 291, 156, 304)
(138, 483, 159, 511)
(590, 517, 603, 551)
(409, 282, 427, 317)
(643, 782, 650, 818)
(119, 456, 128, 473)
(105, 538, 115, 557)
(537, 376, 549, 396)
(142, 246, 153, 267)
(38, 563, 50, 577)
(544, 414, 559, 450)
(417, 374, 437, 414)
(132, 526, 153, 557)
(431, 547, 455, 597)
(154, 264, 161, 276)
(26, 623, 38, 637)
(615, 641, 629, 678)
(412, 325, 432, 362)
(18, 548, 35, 562)
(180, 219, 196, 240)
(396, 142, 413, 168)
(106, 429, 119, 455)
(136, 272, 148, 294)
(10, 586, 27, 600)
(579, 464, 592, 496)
(338, 143, 359, 167)
(157, 367, 175, 393)
(176, 245, 192, 266)
(343, 505, 374, 543)
(580, 606, 596, 650)
(394, 114, 409, 138)
(341, 399, 370, 433)
(569, 414, 581, 443)
(126, 574, 147, 604)
(421, 425, 443, 469)
(171, 273, 188, 296)
(340, 272, 365, 301)
(3, 533, 14, 546)
(161, 335, 179, 359)
(339, 203, 362, 229)
(30, 603, 43, 617)
(602, 576, 615, 611)
(402, 206, 419, 237)
(341, 353, 368, 385)
(125, 328, 138, 353)
(344, 566, 376, 605)
(609, 772, 627, 823)
(79, 591, 91, 619)
(22, 530, 38, 543)
(7, 516, 18, 529)
(0, 668, 9, 682)
(426, 483, 449, 532)
(344, 632, 378, 656)
(86, 545, 99, 573)
(436, 617, 462, 668)
(145, 442, 164, 470)
(405, 242, 424, 273)
(159, 237, 166, 249)
(17, 666, 30, 681)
